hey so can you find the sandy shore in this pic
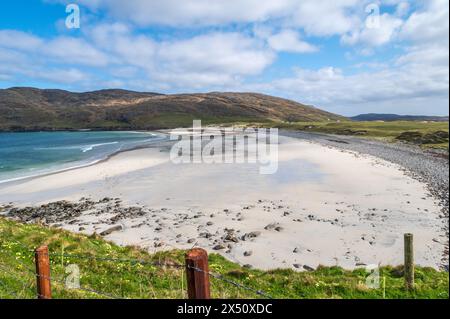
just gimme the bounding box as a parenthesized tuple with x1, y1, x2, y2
(0, 133, 446, 271)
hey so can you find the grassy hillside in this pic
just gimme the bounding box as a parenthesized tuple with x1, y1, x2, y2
(0, 88, 345, 131)
(0, 217, 448, 299)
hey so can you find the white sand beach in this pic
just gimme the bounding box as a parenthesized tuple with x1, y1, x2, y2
(0, 133, 445, 271)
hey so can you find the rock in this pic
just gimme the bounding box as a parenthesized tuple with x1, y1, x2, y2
(355, 262, 367, 266)
(100, 225, 122, 236)
(243, 251, 253, 257)
(274, 226, 283, 232)
(199, 232, 212, 239)
(303, 265, 315, 271)
(224, 233, 239, 243)
(213, 244, 225, 250)
(264, 223, 278, 230)
(206, 221, 214, 226)
(293, 264, 301, 269)
(187, 238, 196, 244)
(241, 231, 261, 241)
(293, 247, 299, 253)
(78, 227, 85, 231)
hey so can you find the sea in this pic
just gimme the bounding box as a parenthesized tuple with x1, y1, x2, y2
(0, 131, 166, 183)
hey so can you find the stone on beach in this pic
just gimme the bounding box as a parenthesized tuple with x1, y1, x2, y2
(100, 225, 123, 236)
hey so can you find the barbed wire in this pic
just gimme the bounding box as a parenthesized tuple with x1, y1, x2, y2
(0, 263, 35, 299)
(2, 235, 274, 299)
(0, 251, 123, 299)
(187, 265, 273, 299)
(2, 237, 184, 269)
(33, 272, 123, 299)
(46, 252, 184, 269)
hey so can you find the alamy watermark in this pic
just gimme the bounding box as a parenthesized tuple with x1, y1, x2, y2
(65, 264, 80, 289)
(365, 264, 380, 289)
(169, 121, 279, 175)
(65, 4, 80, 29)
(365, 3, 381, 29)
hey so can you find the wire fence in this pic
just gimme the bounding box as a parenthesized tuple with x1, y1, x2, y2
(0, 238, 273, 299)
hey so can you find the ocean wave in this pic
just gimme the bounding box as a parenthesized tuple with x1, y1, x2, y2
(35, 141, 120, 153)
(81, 142, 119, 152)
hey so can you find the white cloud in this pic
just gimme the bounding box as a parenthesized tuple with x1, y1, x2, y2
(158, 33, 273, 76)
(57, 0, 295, 26)
(266, 30, 318, 53)
(289, 0, 361, 36)
(250, 47, 448, 115)
(1, 1, 448, 115)
(395, 2, 410, 17)
(341, 13, 404, 47)
(400, 0, 449, 44)
(0, 24, 274, 90)
(0, 30, 43, 50)
(55, 0, 362, 37)
(44, 37, 109, 66)
(36, 68, 89, 84)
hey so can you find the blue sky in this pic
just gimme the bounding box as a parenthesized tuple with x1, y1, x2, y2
(0, 0, 448, 116)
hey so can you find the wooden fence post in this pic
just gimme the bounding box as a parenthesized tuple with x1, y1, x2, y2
(404, 233, 414, 290)
(35, 245, 52, 299)
(185, 248, 211, 299)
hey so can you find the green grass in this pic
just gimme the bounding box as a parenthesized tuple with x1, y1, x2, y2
(0, 217, 448, 299)
(260, 121, 449, 150)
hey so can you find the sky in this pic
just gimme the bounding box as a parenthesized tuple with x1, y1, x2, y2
(0, 0, 448, 116)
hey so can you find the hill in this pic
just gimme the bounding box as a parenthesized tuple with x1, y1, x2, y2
(0, 87, 345, 131)
(351, 113, 449, 122)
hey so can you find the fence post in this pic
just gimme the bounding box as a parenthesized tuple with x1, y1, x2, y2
(35, 245, 52, 299)
(404, 233, 414, 290)
(185, 248, 211, 299)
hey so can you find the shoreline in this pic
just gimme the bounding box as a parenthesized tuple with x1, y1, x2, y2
(0, 131, 447, 271)
(0, 131, 169, 186)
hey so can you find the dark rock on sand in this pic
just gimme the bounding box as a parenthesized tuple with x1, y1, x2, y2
(303, 265, 315, 271)
(100, 225, 122, 236)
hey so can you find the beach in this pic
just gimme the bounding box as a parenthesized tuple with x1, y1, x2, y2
(0, 131, 447, 271)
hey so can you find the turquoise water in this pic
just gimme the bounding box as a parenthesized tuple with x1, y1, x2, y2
(0, 131, 165, 183)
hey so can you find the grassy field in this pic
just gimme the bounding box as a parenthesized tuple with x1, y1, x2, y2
(0, 217, 448, 299)
(252, 120, 449, 150)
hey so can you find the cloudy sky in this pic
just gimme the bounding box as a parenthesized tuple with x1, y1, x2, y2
(0, 0, 448, 116)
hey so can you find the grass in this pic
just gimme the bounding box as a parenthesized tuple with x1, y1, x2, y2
(252, 120, 449, 150)
(0, 217, 448, 299)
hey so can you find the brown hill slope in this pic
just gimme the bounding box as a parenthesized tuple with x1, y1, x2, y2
(0, 87, 345, 131)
